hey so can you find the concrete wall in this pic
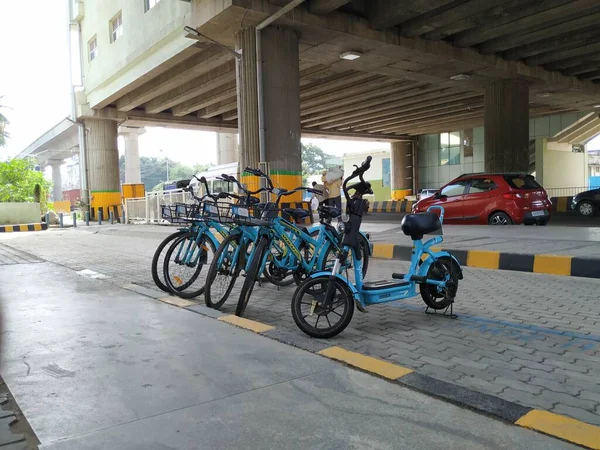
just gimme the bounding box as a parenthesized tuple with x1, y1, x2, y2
(0, 203, 41, 225)
(79, 0, 192, 107)
(342, 150, 390, 202)
(416, 111, 592, 191)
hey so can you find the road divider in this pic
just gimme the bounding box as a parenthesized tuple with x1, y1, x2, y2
(372, 243, 600, 279)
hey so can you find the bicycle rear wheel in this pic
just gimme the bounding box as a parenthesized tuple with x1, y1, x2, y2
(204, 233, 245, 309)
(163, 231, 216, 299)
(236, 236, 270, 317)
(151, 230, 187, 292)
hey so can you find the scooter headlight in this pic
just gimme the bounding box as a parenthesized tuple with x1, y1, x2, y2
(337, 221, 346, 233)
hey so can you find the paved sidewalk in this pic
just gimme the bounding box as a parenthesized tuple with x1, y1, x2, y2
(2, 225, 600, 428)
(0, 260, 574, 449)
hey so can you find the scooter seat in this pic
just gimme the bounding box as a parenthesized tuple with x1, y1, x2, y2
(401, 212, 441, 240)
(283, 208, 311, 220)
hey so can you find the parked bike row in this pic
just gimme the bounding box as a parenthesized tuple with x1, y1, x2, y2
(152, 156, 463, 338)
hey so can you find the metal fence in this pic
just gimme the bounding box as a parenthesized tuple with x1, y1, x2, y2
(124, 189, 194, 224)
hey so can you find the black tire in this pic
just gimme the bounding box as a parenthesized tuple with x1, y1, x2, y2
(488, 211, 512, 225)
(292, 239, 316, 287)
(577, 200, 596, 217)
(204, 233, 245, 309)
(236, 236, 270, 317)
(358, 234, 371, 276)
(151, 230, 187, 292)
(291, 275, 354, 339)
(420, 256, 459, 310)
(163, 231, 216, 299)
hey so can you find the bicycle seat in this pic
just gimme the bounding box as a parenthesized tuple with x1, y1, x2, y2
(319, 205, 341, 219)
(283, 208, 311, 220)
(401, 212, 441, 240)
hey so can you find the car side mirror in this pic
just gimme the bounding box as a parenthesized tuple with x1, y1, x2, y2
(434, 191, 441, 199)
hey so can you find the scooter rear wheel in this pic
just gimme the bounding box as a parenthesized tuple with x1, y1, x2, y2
(291, 275, 354, 339)
(420, 256, 459, 310)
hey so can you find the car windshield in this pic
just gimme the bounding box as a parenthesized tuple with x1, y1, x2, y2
(503, 175, 542, 190)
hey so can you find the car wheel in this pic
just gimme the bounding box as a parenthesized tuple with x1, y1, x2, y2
(578, 201, 596, 217)
(488, 212, 512, 225)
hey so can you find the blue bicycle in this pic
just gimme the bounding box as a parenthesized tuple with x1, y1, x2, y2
(291, 156, 463, 338)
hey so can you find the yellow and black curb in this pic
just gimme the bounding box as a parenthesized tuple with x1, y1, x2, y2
(164, 301, 600, 449)
(372, 243, 600, 279)
(0, 223, 48, 233)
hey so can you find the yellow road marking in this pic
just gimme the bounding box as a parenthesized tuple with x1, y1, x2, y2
(218, 315, 274, 333)
(318, 346, 413, 380)
(533, 255, 572, 276)
(34, 223, 42, 231)
(159, 296, 197, 308)
(467, 250, 500, 269)
(4, 225, 13, 233)
(516, 410, 600, 450)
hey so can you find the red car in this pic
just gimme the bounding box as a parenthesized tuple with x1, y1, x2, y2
(413, 173, 552, 225)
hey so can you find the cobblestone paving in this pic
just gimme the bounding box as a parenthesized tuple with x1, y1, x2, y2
(3, 226, 600, 426)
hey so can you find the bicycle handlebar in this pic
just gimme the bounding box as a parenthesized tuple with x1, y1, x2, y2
(342, 156, 372, 202)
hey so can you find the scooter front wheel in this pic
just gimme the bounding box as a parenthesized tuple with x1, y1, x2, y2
(291, 275, 354, 339)
(420, 256, 459, 310)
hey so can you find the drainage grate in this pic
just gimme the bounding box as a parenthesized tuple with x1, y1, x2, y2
(0, 245, 42, 265)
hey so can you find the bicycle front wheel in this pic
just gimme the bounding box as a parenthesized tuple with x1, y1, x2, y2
(163, 231, 216, 299)
(205, 233, 245, 309)
(236, 236, 270, 317)
(291, 275, 354, 339)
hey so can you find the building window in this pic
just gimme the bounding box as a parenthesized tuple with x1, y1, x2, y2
(440, 131, 461, 166)
(110, 12, 123, 43)
(144, 0, 161, 12)
(88, 36, 98, 61)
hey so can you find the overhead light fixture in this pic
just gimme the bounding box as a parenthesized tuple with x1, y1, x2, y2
(450, 73, 470, 81)
(537, 92, 552, 98)
(340, 51, 362, 61)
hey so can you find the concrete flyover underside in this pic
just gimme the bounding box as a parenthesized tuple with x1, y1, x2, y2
(91, 0, 600, 142)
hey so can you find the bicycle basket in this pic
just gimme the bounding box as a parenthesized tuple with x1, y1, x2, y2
(161, 203, 201, 224)
(202, 201, 235, 224)
(229, 203, 273, 227)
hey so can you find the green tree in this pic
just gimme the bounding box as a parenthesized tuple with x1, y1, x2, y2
(119, 155, 212, 191)
(0, 97, 9, 148)
(0, 158, 52, 212)
(301, 143, 334, 185)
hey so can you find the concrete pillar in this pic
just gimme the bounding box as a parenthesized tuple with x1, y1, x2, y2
(390, 141, 413, 200)
(262, 26, 302, 201)
(85, 118, 120, 219)
(216, 132, 239, 165)
(484, 80, 529, 173)
(235, 27, 260, 191)
(49, 160, 63, 202)
(119, 126, 145, 184)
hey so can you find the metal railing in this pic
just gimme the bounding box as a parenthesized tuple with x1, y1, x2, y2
(544, 186, 595, 198)
(124, 188, 194, 224)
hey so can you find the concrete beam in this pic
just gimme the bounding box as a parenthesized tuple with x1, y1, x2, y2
(143, 61, 236, 114)
(452, 0, 580, 47)
(389, 109, 486, 134)
(421, 0, 524, 41)
(172, 82, 237, 117)
(546, 49, 600, 71)
(304, 88, 471, 128)
(579, 70, 600, 81)
(299, 71, 375, 99)
(308, 0, 351, 15)
(563, 60, 600, 76)
(479, 10, 600, 54)
(198, 96, 238, 118)
(399, 0, 513, 38)
(353, 97, 484, 133)
(301, 77, 400, 109)
(368, 0, 454, 30)
(301, 80, 417, 115)
(503, 28, 600, 61)
(116, 46, 233, 112)
(526, 42, 600, 68)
